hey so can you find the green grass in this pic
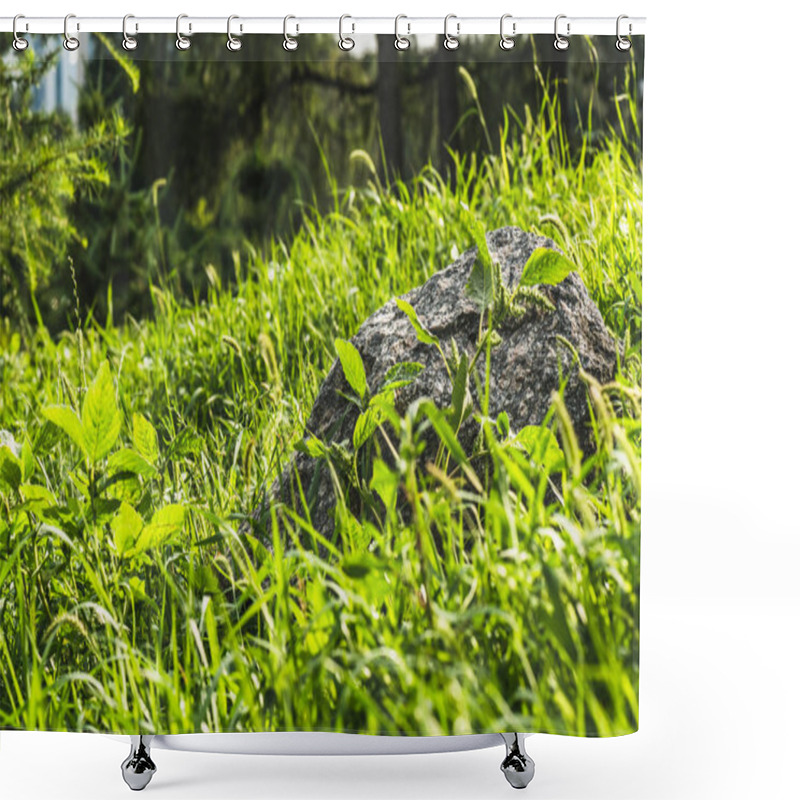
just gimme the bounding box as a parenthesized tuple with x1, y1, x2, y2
(0, 78, 641, 738)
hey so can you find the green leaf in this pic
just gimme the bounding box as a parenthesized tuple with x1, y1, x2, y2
(82, 362, 121, 463)
(19, 440, 35, 482)
(465, 256, 495, 312)
(515, 425, 564, 472)
(369, 458, 398, 512)
(395, 298, 439, 345)
(20, 483, 57, 514)
(334, 338, 368, 401)
(112, 502, 144, 557)
(519, 248, 575, 287)
(108, 448, 157, 479)
(128, 576, 148, 600)
(42, 406, 86, 455)
(497, 411, 510, 440)
(299, 434, 328, 459)
(132, 413, 159, 465)
(0, 446, 22, 492)
(93, 31, 140, 93)
(131, 504, 185, 556)
(448, 353, 471, 430)
(461, 210, 495, 312)
(462, 211, 493, 273)
(379, 361, 425, 393)
(353, 406, 386, 450)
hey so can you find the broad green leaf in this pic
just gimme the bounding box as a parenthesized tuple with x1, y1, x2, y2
(395, 298, 439, 345)
(519, 248, 575, 287)
(128, 576, 148, 600)
(353, 406, 386, 450)
(82, 362, 121, 463)
(19, 440, 35, 482)
(132, 504, 185, 555)
(20, 483, 57, 513)
(334, 338, 368, 400)
(132, 413, 159, 465)
(42, 406, 86, 455)
(108, 448, 157, 479)
(112, 502, 144, 557)
(369, 458, 398, 512)
(460, 206, 493, 273)
(298, 434, 328, 459)
(465, 256, 495, 312)
(379, 361, 425, 393)
(515, 425, 564, 472)
(0, 446, 22, 491)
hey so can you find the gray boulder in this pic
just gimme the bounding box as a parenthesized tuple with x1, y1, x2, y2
(247, 225, 617, 537)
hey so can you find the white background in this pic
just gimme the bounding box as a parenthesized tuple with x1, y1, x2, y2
(3, 1, 799, 798)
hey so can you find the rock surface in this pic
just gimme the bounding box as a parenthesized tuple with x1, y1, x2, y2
(247, 226, 618, 536)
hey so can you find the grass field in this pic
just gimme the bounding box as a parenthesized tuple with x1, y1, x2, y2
(0, 73, 642, 738)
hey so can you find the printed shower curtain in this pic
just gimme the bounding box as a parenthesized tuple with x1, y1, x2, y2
(0, 27, 643, 739)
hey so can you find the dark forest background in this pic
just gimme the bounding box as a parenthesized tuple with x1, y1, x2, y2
(1, 33, 643, 331)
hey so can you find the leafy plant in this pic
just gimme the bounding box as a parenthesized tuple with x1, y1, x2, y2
(0, 49, 128, 327)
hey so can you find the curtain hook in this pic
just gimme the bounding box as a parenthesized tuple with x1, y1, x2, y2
(283, 15, 299, 51)
(554, 14, 570, 51)
(499, 14, 515, 50)
(616, 14, 632, 51)
(443, 14, 459, 51)
(63, 13, 80, 51)
(394, 14, 411, 51)
(176, 13, 191, 51)
(122, 14, 138, 51)
(12, 14, 29, 52)
(227, 15, 242, 51)
(339, 14, 355, 51)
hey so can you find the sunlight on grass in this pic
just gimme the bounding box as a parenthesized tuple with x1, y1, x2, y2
(0, 69, 641, 738)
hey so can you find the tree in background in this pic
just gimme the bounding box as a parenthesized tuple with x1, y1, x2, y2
(0, 43, 127, 329)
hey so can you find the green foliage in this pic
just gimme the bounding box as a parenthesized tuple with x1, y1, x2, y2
(0, 48, 127, 325)
(334, 338, 368, 402)
(520, 248, 576, 287)
(81, 362, 122, 463)
(462, 209, 496, 313)
(395, 298, 439, 346)
(0, 60, 641, 738)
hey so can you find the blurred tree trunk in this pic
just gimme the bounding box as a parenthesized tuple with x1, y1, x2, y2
(377, 36, 403, 182)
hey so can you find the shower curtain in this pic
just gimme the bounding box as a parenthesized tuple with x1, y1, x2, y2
(0, 26, 643, 739)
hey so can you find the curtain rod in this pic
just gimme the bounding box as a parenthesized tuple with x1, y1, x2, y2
(0, 16, 646, 37)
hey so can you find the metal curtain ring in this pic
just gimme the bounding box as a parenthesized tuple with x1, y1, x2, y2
(338, 14, 355, 51)
(443, 14, 459, 51)
(227, 15, 242, 51)
(12, 14, 29, 52)
(122, 14, 138, 51)
(554, 14, 570, 51)
(394, 15, 410, 51)
(63, 13, 80, 51)
(176, 13, 191, 51)
(499, 14, 515, 50)
(283, 15, 298, 51)
(616, 14, 632, 51)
